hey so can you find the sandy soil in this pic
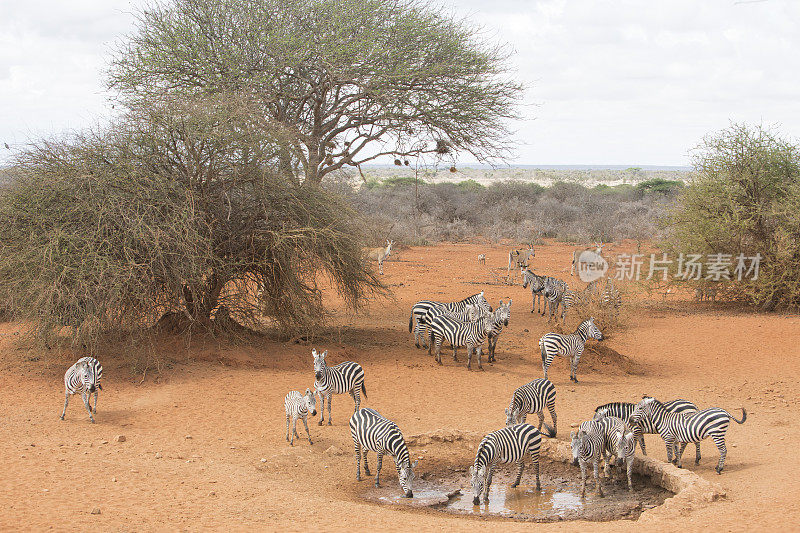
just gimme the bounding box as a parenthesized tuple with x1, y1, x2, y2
(1, 241, 798, 532)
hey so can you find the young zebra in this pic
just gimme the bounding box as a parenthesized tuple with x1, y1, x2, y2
(470, 423, 543, 505)
(409, 292, 491, 348)
(542, 277, 568, 320)
(313, 349, 367, 426)
(285, 389, 317, 446)
(60, 356, 103, 423)
(630, 396, 746, 474)
(505, 378, 557, 437)
(428, 304, 507, 370)
(349, 408, 418, 497)
(477, 253, 486, 265)
(539, 317, 604, 383)
(592, 413, 636, 491)
(601, 279, 622, 314)
(595, 399, 698, 457)
(486, 299, 512, 363)
(521, 269, 547, 314)
(570, 418, 607, 497)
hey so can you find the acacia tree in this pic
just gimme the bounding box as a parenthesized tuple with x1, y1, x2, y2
(109, 0, 523, 185)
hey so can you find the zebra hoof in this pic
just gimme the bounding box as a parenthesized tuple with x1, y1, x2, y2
(59, 416, 64, 421)
(327, 421, 332, 426)
(357, 475, 362, 481)
(309, 440, 313, 445)
(318, 420, 324, 426)
(510, 482, 519, 488)
(374, 482, 380, 488)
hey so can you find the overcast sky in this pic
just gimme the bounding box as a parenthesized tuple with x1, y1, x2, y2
(1, 0, 798, 166)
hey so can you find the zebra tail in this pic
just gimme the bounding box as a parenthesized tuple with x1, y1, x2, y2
(539, 340, 546, 365)
(541, 422, 556, 438)
(731, 407, 746, 424)
(361, 381, 368, 399)
(409, 313, 414, 333)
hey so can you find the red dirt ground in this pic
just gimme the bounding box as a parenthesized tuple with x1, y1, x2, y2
(1, 241, 798, 531)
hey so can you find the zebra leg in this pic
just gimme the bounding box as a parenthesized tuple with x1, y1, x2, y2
(60, 392, 69, 420)
(302, 416, 312, 445)
(375, 452, 383, 487)
(290, 416, 297, 446)
(695, 442, 702, 465)
(318, 394, 326, 426)
(474, 346, 483, 371)
(549, 405, 558, 437)
(579, 459, 587, 498)
(626, 457, 633, 491)
(452, 345, 458, 362)
(363, 450, 372, 476)
(664, 437, 676, 464)
(286, 414, 290, 442)
(678, 442, 689, 467)
(93, 391, 98, 414)
(326, 394, 332, 426)
(570, 353, 581, 383)
(351, 388, 361, 413)
(511, 460, 524, 488)
(537, 411, 545, 432)
(485, 466, 494, 502)
(637, 429, 647, 455)
(355, 442, 362, 481)
(712, 435, 727, 474)
(532, 450, 541, 490)
(82, 392, 95, 423)
(594, 458, 603, 497)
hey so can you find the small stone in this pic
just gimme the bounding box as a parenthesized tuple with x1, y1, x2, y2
(208, 491, 216, 497)
(115, 435, 126, 443)
(100, 440, 108, 445)
(112, 477, 116, 482)
(766, 442, 771, 446)
(91, 508, 101, 515)
(42, 489, 48, 492)
(324, 445, 345, 456)
(155, 452, 162, 459)
(185, 435, 192, 439)
(260, 458, 267, 463)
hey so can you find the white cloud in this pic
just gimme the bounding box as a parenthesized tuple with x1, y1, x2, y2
(2, 0, 799, 166)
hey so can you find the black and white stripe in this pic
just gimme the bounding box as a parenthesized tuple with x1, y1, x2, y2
(595, 399, 698, 456)
(542, 277, 569, 320)
(505, 378, 557, 437)
(349, 408, 417, 497)
(521, 269, 547, 314)
(486, 299, 512, 363)
(539, 317, 604, 383)
(60, 356, 103, 423)
(409, 292, 491, 348)
(592, 413, 636, 491)
(570, 417, 607, 497)
(313, 349, 367, 426)
(428, 305, 508, 370)
(601, 280, 622, 313)
(630, 396, 746, 473)
(470, 424, 543, 505)
(285, 389, 317, 446)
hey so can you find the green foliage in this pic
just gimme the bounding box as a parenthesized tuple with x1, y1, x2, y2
(666, 123, 800, 310)
(637, 178, 684, 194)
(455, 179, 485, 191)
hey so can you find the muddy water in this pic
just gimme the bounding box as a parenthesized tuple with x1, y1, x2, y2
(447, 485, 583, 517)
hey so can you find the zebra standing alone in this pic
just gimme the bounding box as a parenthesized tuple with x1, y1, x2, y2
(521, 269, 546, 314)
(505, 378, 558, 437)
(428, 303, 508, 370)
(594, 399, 698, 456)
(542, 277, 568, 320)
(486, 299, 512, 363)
(60, 356, 103, 423)
(539, 317, 604, 383)
(349, 408, 418, 497)
(470, 423, 544, 505)
(630, 396, 746, 473)
(409, 292, 491, 348)
(285, 389, 317, 446)
(313, 349, 367, 426)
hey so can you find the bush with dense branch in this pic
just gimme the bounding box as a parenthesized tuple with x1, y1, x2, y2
(108, 0, 522, 185)
(0, 98, 383, 346)
(666, 123, 800, 310)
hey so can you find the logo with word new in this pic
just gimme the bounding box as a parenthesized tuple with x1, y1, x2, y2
(577, 250, 608, 282)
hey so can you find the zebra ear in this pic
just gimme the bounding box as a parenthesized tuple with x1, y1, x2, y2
(468, 465, 474, 477)
(321, 350, 327, 358)
(508, 298, 512, 306)
(305, 388, 311, 394)
(312, 348, 317, 358)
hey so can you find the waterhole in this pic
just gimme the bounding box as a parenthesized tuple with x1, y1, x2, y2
(365, 457, 671, 522)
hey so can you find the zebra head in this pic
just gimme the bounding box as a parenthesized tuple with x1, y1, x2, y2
(475, 291, 492, 314)
(469, 463, 488, 505)
(397, 458, 419, 498)
(617, 429, 636, 467)
(585, 317, 604, 341)
(504, 406, 521, 426)
(79, 360, 99, 393)
(629, 396, 658, 430)
(312, 349, 328, 381)
(592, 407, 609, 421)
(570, 430, 588, 466)
(304, 388, 317, 416)
(491, 299, 512, 328)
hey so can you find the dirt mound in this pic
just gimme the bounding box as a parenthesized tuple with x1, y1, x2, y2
(581, 343, 643, 375)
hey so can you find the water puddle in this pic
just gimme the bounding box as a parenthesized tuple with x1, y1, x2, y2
(447, 485, 583, 517)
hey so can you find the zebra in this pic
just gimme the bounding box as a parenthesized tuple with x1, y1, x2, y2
(505, 378, 557, 437)
(60, 356, 103, 423)
(285, 389, 317, 446)
(521, 269, 547, 314)
(366, 239, 394, 275)
(349, 408, 418, 497)
(571, 242, 604, 277)
(409, 292, 491, 348)
(590, 413, 636, 491)
(470, 423, 543, 505)
(428, 303, 508, 370)
(542, 277, 568, 320)
(601, 279, 622, 313)
(629, 396, 746, 474)
(594, 399, 698, 456)
(486, 299, 512, 363)
(539, 317, 604, 383)
(570, 417, 607, 497)
(313, 349, 367, 426)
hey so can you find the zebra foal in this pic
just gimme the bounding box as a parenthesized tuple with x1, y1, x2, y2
(570, 417, 607, 497)
(285, 389, 317, 445)
(630, 396, 746, 473)
(470, 424, 544, 505)
(313, 349, 367, 426)
(60, 356, 103, 423)
(505, 378, 557, 437)
(539, 317, 604, 383)
(350, 408, 418, 497)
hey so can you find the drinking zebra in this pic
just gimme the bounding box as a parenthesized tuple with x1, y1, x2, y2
(591, 413, 636, 491)
(349, 408, 418, 497)
(409, 292, 491, 348)
(505, 378, 557, 437)
(428, 303, 508, 370)
(539, 317, 604, 383)
(486, 299, 512, 363)
(313, 349, 367, 426)
(570, 417, 606, 497)
(470, 423, 543, 505)
(629, 396, 746, 473)
(521, 269, 546, 314)
(594, 399, 698, 456)
(60, 356, 103, 423)
(285, 389, 317, 446)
